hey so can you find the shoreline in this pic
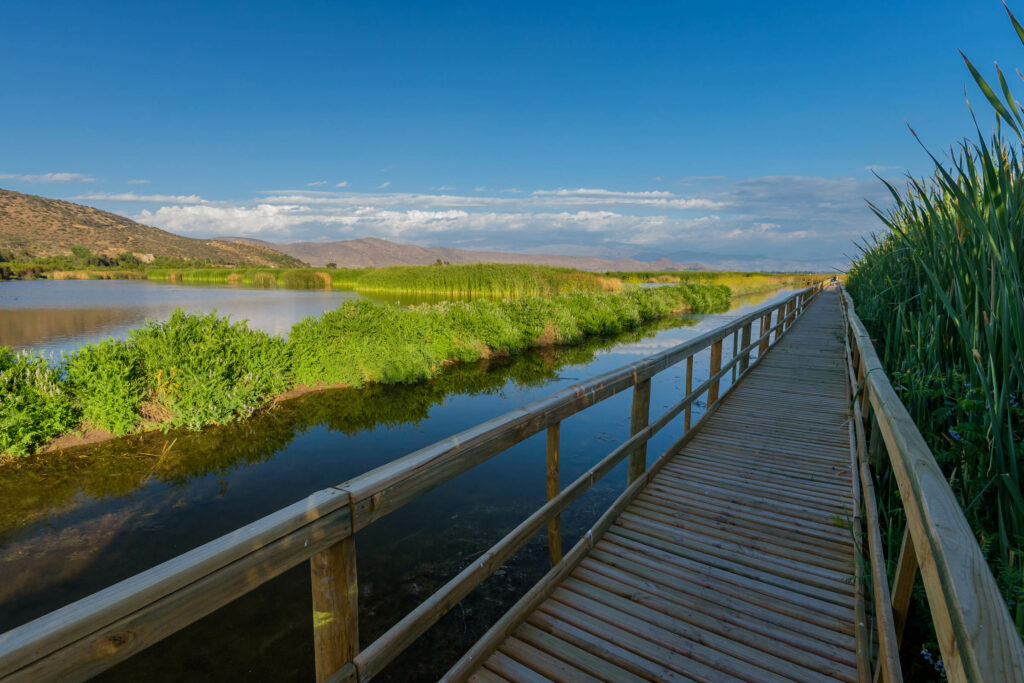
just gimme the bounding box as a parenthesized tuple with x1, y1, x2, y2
(2, 296, 707, 464)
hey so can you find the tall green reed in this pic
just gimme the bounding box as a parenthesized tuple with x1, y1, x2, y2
(847, 4, 1024, 628)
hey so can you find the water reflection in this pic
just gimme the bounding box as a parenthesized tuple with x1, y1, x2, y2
(0, 288, 795, 682)
(0, 280, 363, 355)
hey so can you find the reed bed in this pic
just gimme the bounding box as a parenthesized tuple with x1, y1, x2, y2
(145, 264, 619, 296)
(847, 12, 1024, 634)
(609, 270, 832, 295)
(0, 283, 727, 459)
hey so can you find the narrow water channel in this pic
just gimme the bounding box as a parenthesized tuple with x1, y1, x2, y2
(0, 287, 791, 681)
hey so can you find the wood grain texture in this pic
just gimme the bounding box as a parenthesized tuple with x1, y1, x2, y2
(844, 289, 1024, 682)
(455, 288, 872, 683)
(312, 537, 359, 683)
(546, 423, 562, 566)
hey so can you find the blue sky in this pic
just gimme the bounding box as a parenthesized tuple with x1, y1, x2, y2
(2, 1, 1022, 269)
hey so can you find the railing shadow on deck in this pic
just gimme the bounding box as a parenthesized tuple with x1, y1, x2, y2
(839, 287, 1024, 683)
(0, 285, 823, 683)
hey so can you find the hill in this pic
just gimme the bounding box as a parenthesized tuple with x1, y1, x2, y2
(228, 236, 705, 271)
(0, 188, 305, 267)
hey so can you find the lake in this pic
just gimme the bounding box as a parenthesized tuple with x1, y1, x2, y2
(0, 281, 791, 681)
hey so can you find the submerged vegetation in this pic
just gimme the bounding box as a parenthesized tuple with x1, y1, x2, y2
(848, 8, 1024, 638)
(0, 283, 728, 459)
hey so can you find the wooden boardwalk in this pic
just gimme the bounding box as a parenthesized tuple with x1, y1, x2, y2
(7, 284, 1019, 682)
(466, 290, 860, 682)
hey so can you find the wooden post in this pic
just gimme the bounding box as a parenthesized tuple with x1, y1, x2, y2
(759, 314, 771, 355)
(546, 423, 562, 566)
(683, 355, 693, 430)
(890, 527, 919, 647)
(739, 323, 752, 374)
(628, 378, 651, 483)
(707, 340, 723, 406)
(868, 411, 885, 471)
(311, 537, 359, 683)
(731, 330, 738, 382)
(775, 305, 786, 340)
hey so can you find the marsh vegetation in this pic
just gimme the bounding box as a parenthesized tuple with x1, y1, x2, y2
(0, 282, 728, 459)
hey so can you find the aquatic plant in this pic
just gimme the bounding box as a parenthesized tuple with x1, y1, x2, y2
(0, 282, 727, 459)
(0, 349, 77, 457)
(130, 310, 292, 429)
(288, 284, 727, 388)
(610, 270, 833, 295)
(65, 338, 145, 436)
(847, 4, 1024, 633)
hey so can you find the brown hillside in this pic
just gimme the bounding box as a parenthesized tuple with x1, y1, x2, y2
(0, 188, 305, 267)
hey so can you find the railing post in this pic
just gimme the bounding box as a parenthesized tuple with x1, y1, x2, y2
(311, 537, 359, 682)
(890, 527, 919, 648)
(628, 378, 651, 483)
(739, 323, 752, 374)
(707, 340, 723, 406)
(759, 314, 771, 356)
(775, 305, 785, 340)
(684, 356, 693, 430)
(731, 330, 738, 382)
(546, 423, 562, 566)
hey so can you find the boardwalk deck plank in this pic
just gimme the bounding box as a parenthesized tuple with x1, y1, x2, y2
(466, 290, 861, 681)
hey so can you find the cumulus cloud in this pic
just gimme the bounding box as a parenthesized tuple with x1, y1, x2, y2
(307, 180, 328, 186)
(1, 172, 95, 183)
(110, 176, 895, 270)
(336, 181, 348, 187)
(74, 192, 206, 204)
(377, 181, 391, 189)
(126, 179, 150, 185)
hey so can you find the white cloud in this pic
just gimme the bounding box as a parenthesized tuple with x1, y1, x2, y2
(377, 181, 391, 189)
(532, 187, 676, 198)
(126, 179, 150, 185)
(108, 176, 895, 270)
(0, 172, 95, 183)
(436, 185, 455, 190)
(74, 192, 206, 204)
(863, 164, 900, 172)
(336, 181, 348, 187)
(307, 180, 328, 187)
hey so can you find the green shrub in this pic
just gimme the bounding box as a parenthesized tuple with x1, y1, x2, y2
(65, 338, 144, 436)
(0, 348, 78, 457)
(130, 310, 291, 429)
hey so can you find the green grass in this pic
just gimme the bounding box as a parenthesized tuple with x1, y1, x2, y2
(146, 263, 620, 296)
(0, 283, 728, 459)
(847, 7, 1024, 635)
(607, 270, 834, 296)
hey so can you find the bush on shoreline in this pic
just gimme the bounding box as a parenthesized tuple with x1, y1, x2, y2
(1, 283, 729, 459)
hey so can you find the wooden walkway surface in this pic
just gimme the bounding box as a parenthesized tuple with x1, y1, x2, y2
(466, 289, 859, 682)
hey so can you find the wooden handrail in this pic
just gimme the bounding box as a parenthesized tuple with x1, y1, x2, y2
(840, 287, 1024, 682)
(0, 283, 823, 683)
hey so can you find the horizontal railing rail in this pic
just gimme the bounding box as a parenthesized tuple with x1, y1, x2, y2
(0, 283, 823, 683)
(840, 287, 1024, 683)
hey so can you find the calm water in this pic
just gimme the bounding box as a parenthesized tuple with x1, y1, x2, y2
(0, 284, 790, 681)
(0, 280, 370, 355)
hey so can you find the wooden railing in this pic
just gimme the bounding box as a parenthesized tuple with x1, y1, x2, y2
(840, 288, 1024, 682)
(0, 284, 823, 683)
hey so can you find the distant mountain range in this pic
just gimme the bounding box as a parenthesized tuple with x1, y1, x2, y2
(0, 187, 835, 272)
(0, 188, 304, 267)
(226, 236, 710, 272)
